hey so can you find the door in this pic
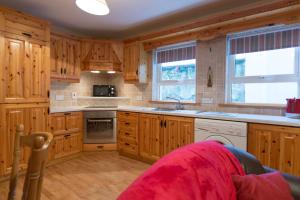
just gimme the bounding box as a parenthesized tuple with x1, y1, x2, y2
(25, 40, 50, 102)
(65, 112, 82, 133)
(139, 114, 162, 162)
(123, 43, 139, 81)
(50, 35, 64, 79)
(163, 116, 194, 155)
(50, 113, 66, 135)
(0, 103, 49, 175)
(280, 133, 300, 176)
(64, 39, 80, 81)
(0, 35, 26, 103)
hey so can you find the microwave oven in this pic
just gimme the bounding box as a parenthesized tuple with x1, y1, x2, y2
(93, 85, 116, 97)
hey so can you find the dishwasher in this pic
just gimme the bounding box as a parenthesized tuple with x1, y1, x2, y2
(194, 118, 247, 150)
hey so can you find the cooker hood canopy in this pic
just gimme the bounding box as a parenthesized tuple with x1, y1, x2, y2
(81, 40, 122, 72)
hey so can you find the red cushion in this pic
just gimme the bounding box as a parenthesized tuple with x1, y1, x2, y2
(232, 172, 293, 200)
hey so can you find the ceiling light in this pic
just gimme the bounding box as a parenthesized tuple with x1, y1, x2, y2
(76, 0, 109, 16)
(107, 71, 116, 74)
(90, 71, 101, 73)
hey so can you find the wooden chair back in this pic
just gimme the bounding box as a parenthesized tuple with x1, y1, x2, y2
(8, 124, 53, 200)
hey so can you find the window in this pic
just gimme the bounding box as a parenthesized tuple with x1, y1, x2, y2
(152, 42, 196, 102)
(226, 25, 300, 104)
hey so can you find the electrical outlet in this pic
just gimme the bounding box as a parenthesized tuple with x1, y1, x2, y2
(71, 92, 77, 99)
(55, 95, 64, 101)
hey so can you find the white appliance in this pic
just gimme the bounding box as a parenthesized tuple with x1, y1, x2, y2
(195, 118, 247, 150)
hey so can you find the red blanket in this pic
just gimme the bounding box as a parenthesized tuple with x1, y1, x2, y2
(118, 141, 245, 200)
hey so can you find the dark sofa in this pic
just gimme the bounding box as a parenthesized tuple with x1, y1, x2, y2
(225, 145, 300, 200)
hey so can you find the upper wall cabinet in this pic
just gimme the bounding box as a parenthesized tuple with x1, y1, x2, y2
(0, 7, 50, 42)
(123, 42, 147, 83)
(50, 33, 81, 83)
(81, 39, 122, 72)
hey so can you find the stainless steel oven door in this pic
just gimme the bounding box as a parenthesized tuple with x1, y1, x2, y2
(84, 111, 116, 144)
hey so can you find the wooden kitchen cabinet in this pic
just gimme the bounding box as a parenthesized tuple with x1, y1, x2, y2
(0, 33, 50, 103)
(139, 114, 163, 162)
(117, 111, 195, 163)
(49, 112, 83, 160)
(248, 123, 300, 176)
(117, 111, 139, 158)
(123, 42, 147, 83)
(163, 116, 194, 155)
(0, 103, 49, 176)
(50, 33, 81, 82)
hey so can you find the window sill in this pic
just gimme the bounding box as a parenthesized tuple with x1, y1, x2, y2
(219, 103, 286, 109)
(149, 100, 200, 105)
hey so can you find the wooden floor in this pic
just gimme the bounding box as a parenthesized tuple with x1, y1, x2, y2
(0, 151, 149, 200)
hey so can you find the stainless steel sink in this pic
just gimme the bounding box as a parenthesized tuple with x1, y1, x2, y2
(152, 108, 177, 112)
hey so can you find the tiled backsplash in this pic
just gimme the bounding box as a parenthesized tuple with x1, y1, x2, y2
(51, 37, 285, 116)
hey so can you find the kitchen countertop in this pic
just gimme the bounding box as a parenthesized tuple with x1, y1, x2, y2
(50, 106, 300, 127)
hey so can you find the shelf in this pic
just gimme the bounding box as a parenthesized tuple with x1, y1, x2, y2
(77, 96, 130, 100)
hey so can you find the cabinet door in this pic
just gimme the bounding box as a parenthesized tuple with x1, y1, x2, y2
(163, 116, 194, 155)
(0, 36, 26, 103)
(280, 133, 300, 176)
(65, 112, 82, 133)
(50, 113, 66, 135)
(69, 132, 82, 154)
(0, 103, 49, 176)
(248, 124, 281, 169)
(64, 39, 80, 82)
(123, 44, 139, 81)
(50, 35, 64, 79)
(139, 114, 162, 162)
(53, 135, 66, 159)
(25, 41, 50, 102)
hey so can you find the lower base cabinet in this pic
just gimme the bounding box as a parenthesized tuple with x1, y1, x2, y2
(248, 123, 300, 176)
(0, 103, 49, 176)
(48, 112, 83, 161)
(117, 111, 195, 163)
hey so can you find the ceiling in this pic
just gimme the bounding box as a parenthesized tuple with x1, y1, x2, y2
(0, 0, 267, 39)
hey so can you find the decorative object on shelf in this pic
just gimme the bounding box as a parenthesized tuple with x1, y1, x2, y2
(207, 66, 213, 88)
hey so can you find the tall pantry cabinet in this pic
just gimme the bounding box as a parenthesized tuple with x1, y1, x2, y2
(0, 7, 50, 176)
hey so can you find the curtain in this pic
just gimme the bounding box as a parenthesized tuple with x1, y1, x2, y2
(156, 45, 196, 64)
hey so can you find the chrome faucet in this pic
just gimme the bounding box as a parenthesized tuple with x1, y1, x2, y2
(166, 96, 184, 110)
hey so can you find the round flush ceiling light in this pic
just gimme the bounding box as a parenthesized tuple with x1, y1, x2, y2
(76, 0, 109, 15)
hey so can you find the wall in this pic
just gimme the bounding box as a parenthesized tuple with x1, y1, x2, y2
(51, 37, 285, 116)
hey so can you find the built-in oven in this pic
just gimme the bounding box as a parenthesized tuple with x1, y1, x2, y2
(83, 110, 116, 144)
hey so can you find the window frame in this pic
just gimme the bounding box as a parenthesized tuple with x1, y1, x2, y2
(225, 45, 300, 104)
(152, 42, 197, 103)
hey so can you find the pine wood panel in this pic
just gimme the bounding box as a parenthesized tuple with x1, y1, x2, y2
(139, 114, 162, 162)
(25, 40, 50, 102)
(50, 33, 81, 82)
(50, 113, 66, 136)
(65, 112, 83, 133)
(0, 7, 50, 42)
(0, 36, 26, 102)
(0, 103, 49, 176)
(248, 123, 300, 176)
(163, 116, 194, 155)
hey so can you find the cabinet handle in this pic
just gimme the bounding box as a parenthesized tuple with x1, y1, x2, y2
(64, 68, 67, 74)
(64, 134, 71, 138)
(125, 143, 130, 146)
(61, 68, 63, 74)
(125, 132, 130, 136)
(164, 120, 167, 128)
(160, 120, 163, 128)
(136, 69, 138, 75)
(64, 113, 71, 115)
(125, 122, 130, 126)
(22, 32, 32, 38)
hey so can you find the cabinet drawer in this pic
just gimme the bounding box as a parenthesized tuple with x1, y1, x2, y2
(118, 129, 137, 140)
(118, 137, 138, 156)
(118, 120, 138, 131)
(117, 111, 138, 122)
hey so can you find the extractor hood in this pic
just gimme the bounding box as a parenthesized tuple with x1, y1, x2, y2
(81, 40, 122, 72)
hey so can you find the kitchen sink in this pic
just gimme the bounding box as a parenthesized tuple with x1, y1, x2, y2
(152, 108, 178, 112)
